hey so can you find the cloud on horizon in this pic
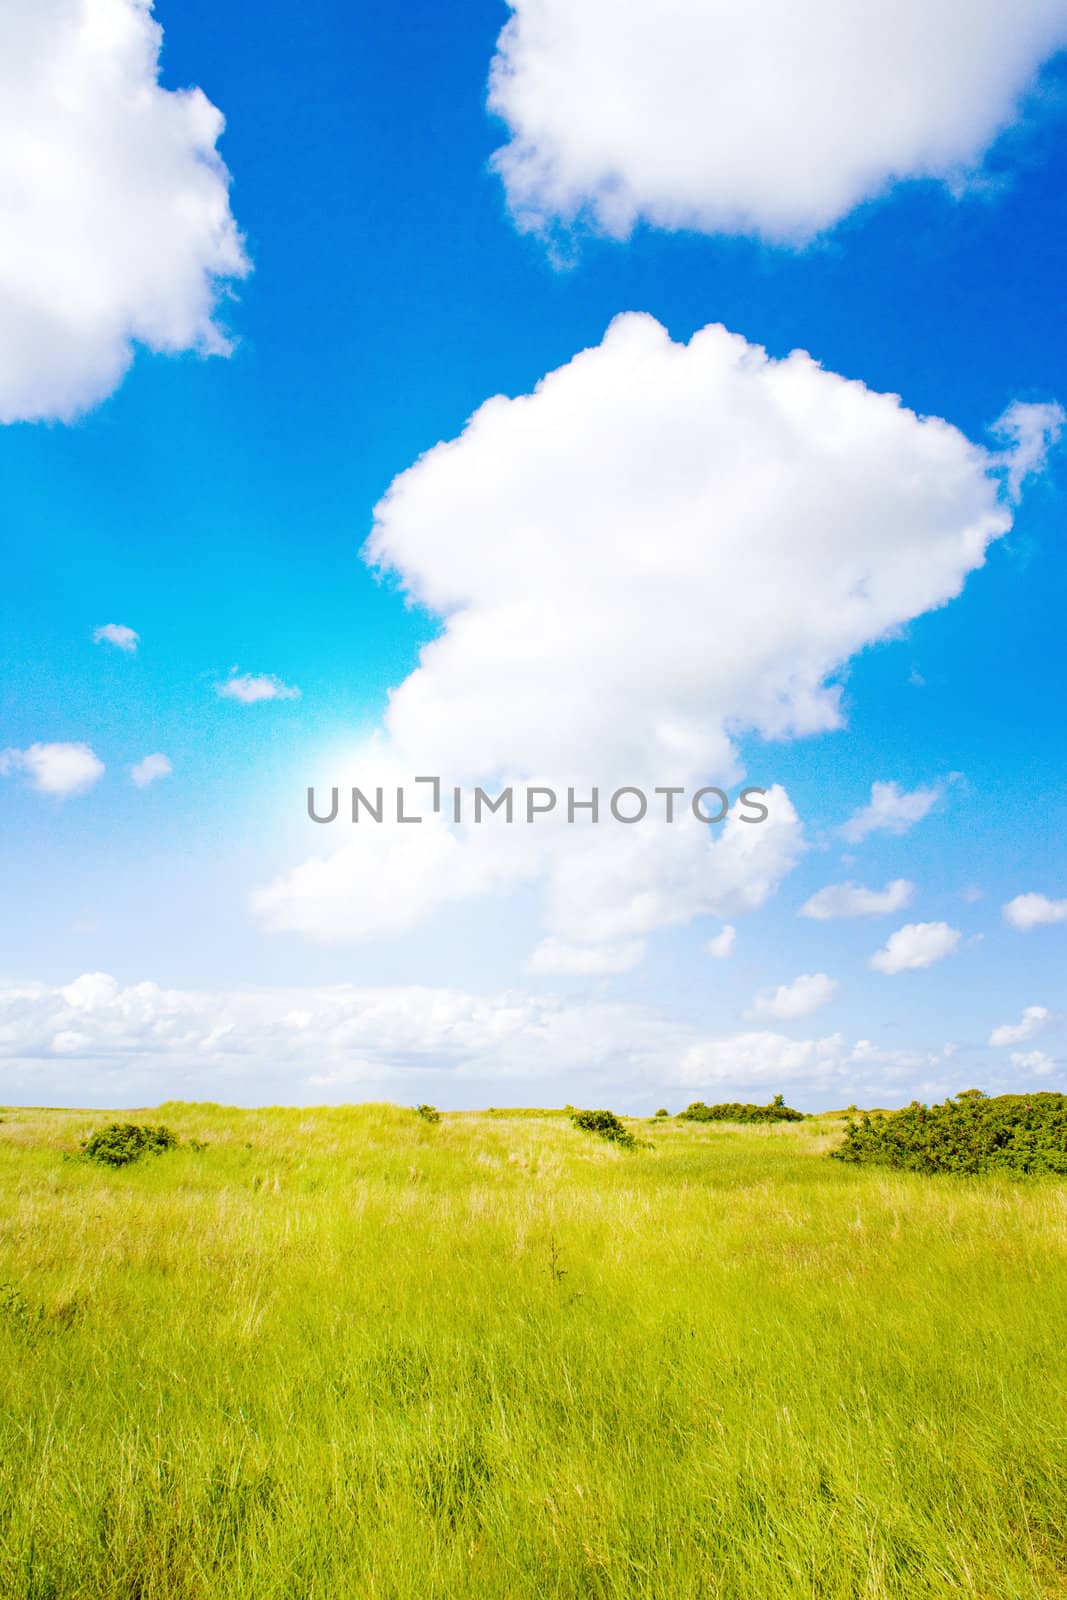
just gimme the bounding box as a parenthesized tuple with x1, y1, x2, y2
(0, 971, 1014, 1110)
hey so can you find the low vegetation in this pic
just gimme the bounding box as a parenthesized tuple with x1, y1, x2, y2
(832, 1089, 1067, 1175)
(568, 1107, 636, 1147)
(0, 1100, 1064, 1598)
(678, 1093, 803, 1123)
(79, 1121, 178, 1167)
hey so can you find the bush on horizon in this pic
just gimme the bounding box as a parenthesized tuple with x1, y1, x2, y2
(831, 1090, 1067, 1176)
(679, 1093, 803, 1124)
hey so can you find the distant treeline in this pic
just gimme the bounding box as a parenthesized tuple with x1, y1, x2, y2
(831, 1091, 1067, 1176)
(678, 1095, 804, 1124)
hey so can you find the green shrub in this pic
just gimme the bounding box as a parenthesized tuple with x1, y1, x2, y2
(415, 1104, 441, 1124)
(570, 1109, 636, 1148)
(80, 1123, 178, 1168)
(654, 1108, 669, 1118)
(830, 1091, 1067, 1176)
(679, 1093, 803, 1124)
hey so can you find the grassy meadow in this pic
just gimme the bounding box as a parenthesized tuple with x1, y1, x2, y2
(0, 1101, 1065, 1599)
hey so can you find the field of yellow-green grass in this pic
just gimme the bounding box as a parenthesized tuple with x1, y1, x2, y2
(1, 1101, 1065, 1599)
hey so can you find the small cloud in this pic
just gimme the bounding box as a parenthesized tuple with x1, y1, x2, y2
(526, 938, 644, 976)
(747, 972, 837, 1021)
(93, 623, 139, 652)
(130, 753, 172, 789)
(993, 401, 1065, 504)
(1009, 1050, 1056, 1077)
(908, 669, 925, 688)
(990, 1005, 1050, 1047)
(870, 921, 960, 975)
(0, 741, 104, 797)
(801, 878, 913, 920)
(841, 780, 945, 844)
(217, 672, 301, 705)
(960, 885, 984, 904)
(706, 925, 736, 959)
(1003, 892, 1067, 931)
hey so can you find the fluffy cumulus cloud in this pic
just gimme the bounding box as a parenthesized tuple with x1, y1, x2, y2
(93, 623, 139, 652)
(0, 0, 248, 424)
(1009, 1050, 1057, 1076)
(840, 780, 945, 843)
(801, 878, 914, 919)
(869, 921, 961, 975)
(989, 1005, 1050, 1047)
(0, 971, 972, 1107)
(747, 972, 837, 1021)
(255, 762, 804, 962)
(0, 741, 104, 796)
(366, 319, 1029, 785)
(1003, 892, 1067, 930)
(217, 672, 300, 705)
(257, 315, 1054, 965)
(130, 753, 171, 788)
(706, 925, 736, 959)
(489, 0, 1067, 243)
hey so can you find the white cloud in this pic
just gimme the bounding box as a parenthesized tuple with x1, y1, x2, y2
(254, 765, 804, 953)
(994, 401, 1066, 501)
(130, 753, 172, 788)
(747, 971, 837, 1021)
(989, 1005, 1050, 1047)
(0, 741, 104, 796)
(260, 315, 1045, 962)
(1003, 892, 1067, 930)
(0, 971, 690, 1101)
(489, 0, 1067, 244)
(678, 1030, 848, 1090)
(0, 970, 972, 1107)
(1009, 1050, 1057, 1076)
(526, 938, 644, 975)
(706, 924, 736, 959)
(840, 780, 946, 843)
(93, 623, 139, 652)
(869, 921, 961, 974)
(801, 878, 914, 919)
(677, 1029, 945, 1093)
(0, 0, 248, 423)
(217, 673, 300, 705)
(367, 320, 1022, 785)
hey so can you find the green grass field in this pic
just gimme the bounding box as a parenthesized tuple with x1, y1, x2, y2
(1, 1102, 1065, 1599)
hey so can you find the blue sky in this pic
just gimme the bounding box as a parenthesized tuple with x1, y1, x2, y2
(1, 0, 1066, 1109)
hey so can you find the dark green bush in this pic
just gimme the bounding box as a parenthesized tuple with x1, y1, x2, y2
(679, 1093, 803, 1124)
(80, 1123, 178, 1168)
(830, 1091, 1067, 1176)
(570, 1109, 636, 1148)
(415, 1104, 441, 1124)
(654, 1108, 669, 1118)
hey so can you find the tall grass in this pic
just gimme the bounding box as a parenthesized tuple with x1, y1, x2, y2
(0, 1102, 1065, 1598)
